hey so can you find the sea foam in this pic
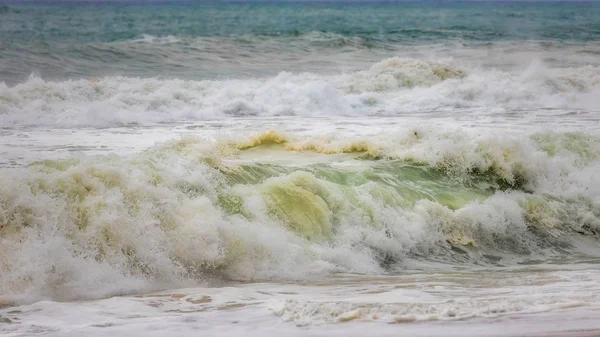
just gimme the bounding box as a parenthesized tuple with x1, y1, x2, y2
(1, 129, 598, 304)
(1, 58, 598, 128)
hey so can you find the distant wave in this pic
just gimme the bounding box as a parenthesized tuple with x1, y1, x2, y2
(1, 57, 599, 128)
(118, 31, 386, 49)
(117, 29, 478, 47)
(129, 34, 182, 44)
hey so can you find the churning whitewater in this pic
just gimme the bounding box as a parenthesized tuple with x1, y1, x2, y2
(1, 127, 599, 305)
(1, 57, 600, 127)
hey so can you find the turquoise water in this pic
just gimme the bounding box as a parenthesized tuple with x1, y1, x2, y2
(3, 1, 600, 41)
(1, 1, 599, 83)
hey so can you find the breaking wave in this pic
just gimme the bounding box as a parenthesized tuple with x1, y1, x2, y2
(1, 57, 599, 128)
(1, 129, 599, 305)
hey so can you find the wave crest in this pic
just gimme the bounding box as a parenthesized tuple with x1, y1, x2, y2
(1, 58, 599, 128)
(1, 129, 599, 304)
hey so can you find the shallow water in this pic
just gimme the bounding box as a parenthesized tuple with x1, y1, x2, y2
(3, 265, 600, 336)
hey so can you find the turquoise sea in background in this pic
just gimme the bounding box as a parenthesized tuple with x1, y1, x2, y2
(1, 1, 599, 82)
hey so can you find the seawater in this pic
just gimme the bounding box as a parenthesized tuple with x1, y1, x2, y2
(1, 1, 600, 336)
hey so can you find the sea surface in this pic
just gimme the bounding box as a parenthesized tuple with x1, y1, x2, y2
(1, 1, 600, 336)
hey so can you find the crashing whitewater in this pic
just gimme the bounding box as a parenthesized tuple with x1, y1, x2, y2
(1, 127, 599, 305)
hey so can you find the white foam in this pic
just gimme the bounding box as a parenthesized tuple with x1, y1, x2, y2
(1, 57, 598, 128)
(0, 128, 599, 305)
(130, 34, 182, 44)
(3, 269, 600, 336)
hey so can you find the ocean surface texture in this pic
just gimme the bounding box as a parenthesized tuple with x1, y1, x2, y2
(1, 1, 600, 336)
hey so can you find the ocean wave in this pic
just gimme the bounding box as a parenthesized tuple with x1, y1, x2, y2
(1, 57, 599, 128)
(129, 34, 182, 44)
(0, 129, 599, 304)
(121, 31, 381, 48)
